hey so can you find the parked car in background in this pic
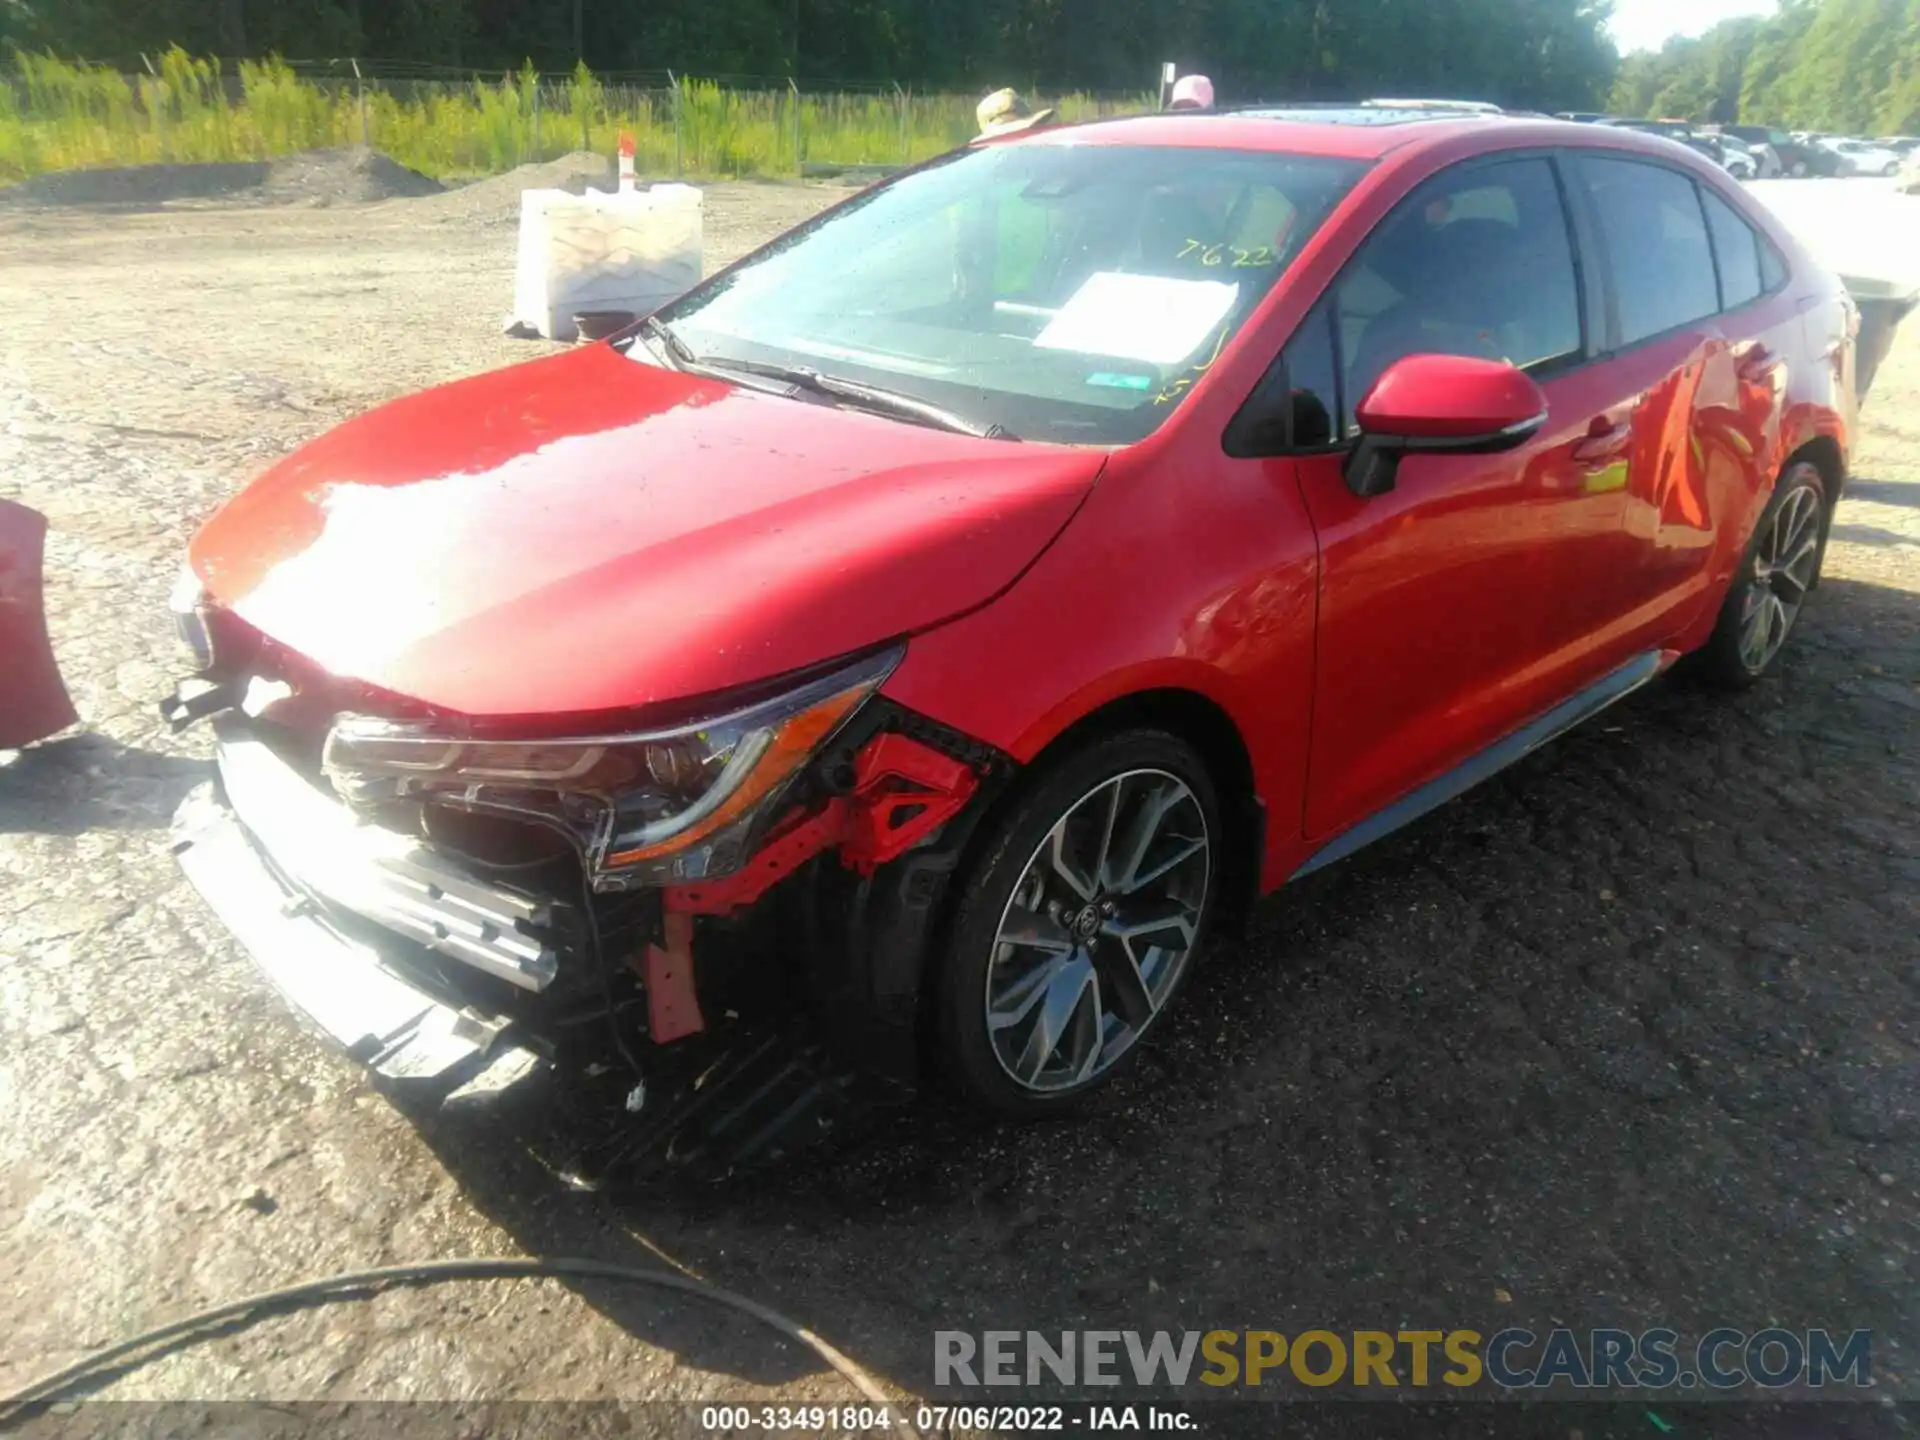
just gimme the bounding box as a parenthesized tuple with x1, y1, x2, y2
(1555, 111, 1611, 124)
(1741, 135, 1781, 177)
(1722, 124, 1828, 176)
(1823, 138, 1901, 176)
(1705, 126, 1778, 176)
(1601, 117, 1725, 166)
(1602, 117, 1689, 140)
(162, 108, 1858, 1140)
(1875, 136, 1919, 155)
(1717, 135, 1759, 180)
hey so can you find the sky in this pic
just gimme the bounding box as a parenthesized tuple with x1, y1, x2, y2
(1606, 0, 1778, 53)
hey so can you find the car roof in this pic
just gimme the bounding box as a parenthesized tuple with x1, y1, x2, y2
(1018, 109, 1510, 160)
(1013, 108, 1698, 164)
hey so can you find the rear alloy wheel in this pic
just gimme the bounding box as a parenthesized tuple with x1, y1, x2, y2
(936, 733, 1218, 1115)
(1700, 461, 1828, 687)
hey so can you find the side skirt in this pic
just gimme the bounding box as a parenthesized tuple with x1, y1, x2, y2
(1289, 650, 1664, 881)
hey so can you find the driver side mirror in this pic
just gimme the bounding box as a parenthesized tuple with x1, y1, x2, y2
(1344, 353, 1550, 499)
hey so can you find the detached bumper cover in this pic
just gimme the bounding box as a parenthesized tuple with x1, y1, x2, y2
(0, 499, 78, 748)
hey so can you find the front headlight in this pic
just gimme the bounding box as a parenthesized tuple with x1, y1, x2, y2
(321, 647, 899, 889)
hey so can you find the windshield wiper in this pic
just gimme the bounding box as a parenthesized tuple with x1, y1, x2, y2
(635, 319, 804, 398)
(695, 356, 1018, 441)
(638, 323, 1015, 441)
(637, 314, 698, 370)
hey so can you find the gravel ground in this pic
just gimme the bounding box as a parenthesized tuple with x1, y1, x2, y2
(1, 174, 1917, 1419)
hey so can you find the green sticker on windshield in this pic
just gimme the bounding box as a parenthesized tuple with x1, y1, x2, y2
(1086, 372, 1154, 392)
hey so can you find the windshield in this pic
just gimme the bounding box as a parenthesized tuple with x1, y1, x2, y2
(645, 142, 1366, 445)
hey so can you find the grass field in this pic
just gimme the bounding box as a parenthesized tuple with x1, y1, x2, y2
(0, 49, 1147, 184)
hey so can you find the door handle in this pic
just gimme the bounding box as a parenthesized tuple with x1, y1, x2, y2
(1572, 417, 1631, 462)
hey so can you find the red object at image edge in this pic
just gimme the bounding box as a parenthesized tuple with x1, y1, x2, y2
(0, 499, 77, 749)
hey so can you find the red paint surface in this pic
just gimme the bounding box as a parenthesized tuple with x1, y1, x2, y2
(189, 343, 1102, 718)
(1289, 358, 1648, 842)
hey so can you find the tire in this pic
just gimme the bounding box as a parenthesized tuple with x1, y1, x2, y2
(1791, 160, 1808, 177)
(1697, 460, 1829, 689)
(933, 729, 1222, 1116)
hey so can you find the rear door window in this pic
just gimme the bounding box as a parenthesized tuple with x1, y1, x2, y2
(1759, 236, 1788, 291)
(1578, 156, 1720, 347)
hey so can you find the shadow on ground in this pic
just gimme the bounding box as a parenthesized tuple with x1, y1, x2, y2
(0, 732, 210, 836)
(1844, 476, 1920, 510)
(1830, 522, 1919, 548)
(385, 573, 1920, 1409)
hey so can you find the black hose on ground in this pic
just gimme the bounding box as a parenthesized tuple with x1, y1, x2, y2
(0, 1255, 912, 1430)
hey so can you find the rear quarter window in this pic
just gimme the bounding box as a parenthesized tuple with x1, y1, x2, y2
(1701, 188, 1764, 308)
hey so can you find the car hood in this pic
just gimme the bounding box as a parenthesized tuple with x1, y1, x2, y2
(190, 343, 1103, 718)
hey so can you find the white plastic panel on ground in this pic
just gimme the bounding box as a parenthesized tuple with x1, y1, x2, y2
(512, 183, 704, 341)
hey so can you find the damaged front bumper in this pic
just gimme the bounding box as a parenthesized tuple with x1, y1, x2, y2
(170, 718, 546, 1085)
(168, 692, 1012, 1142)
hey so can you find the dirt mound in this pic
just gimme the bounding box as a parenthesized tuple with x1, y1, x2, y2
(260, 147, 444, 205)
(0, 147, 441, 210)
(416, 150, 620, 224)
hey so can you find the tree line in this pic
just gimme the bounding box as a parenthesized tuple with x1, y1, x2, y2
(5, 0, 1916, 132)
(1609, 0, 1920, 133)
(4, 0, 1615, 109)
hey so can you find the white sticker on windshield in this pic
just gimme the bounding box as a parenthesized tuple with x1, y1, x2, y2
(1033, 272, 1240, 366)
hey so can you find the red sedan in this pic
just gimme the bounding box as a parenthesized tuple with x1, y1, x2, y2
(165, 107, 1856, 1147)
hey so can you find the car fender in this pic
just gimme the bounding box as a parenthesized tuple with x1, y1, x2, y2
(881, 442, 1322, 889)
(976, 654, 1252, 768)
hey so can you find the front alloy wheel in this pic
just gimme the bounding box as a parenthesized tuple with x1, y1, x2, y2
(937, 733, 1219, 1114)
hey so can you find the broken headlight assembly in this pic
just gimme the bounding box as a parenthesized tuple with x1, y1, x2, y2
(320, 647, 900, 890)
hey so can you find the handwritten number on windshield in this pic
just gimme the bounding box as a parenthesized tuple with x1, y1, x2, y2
(1175, 238, 1277, 269)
